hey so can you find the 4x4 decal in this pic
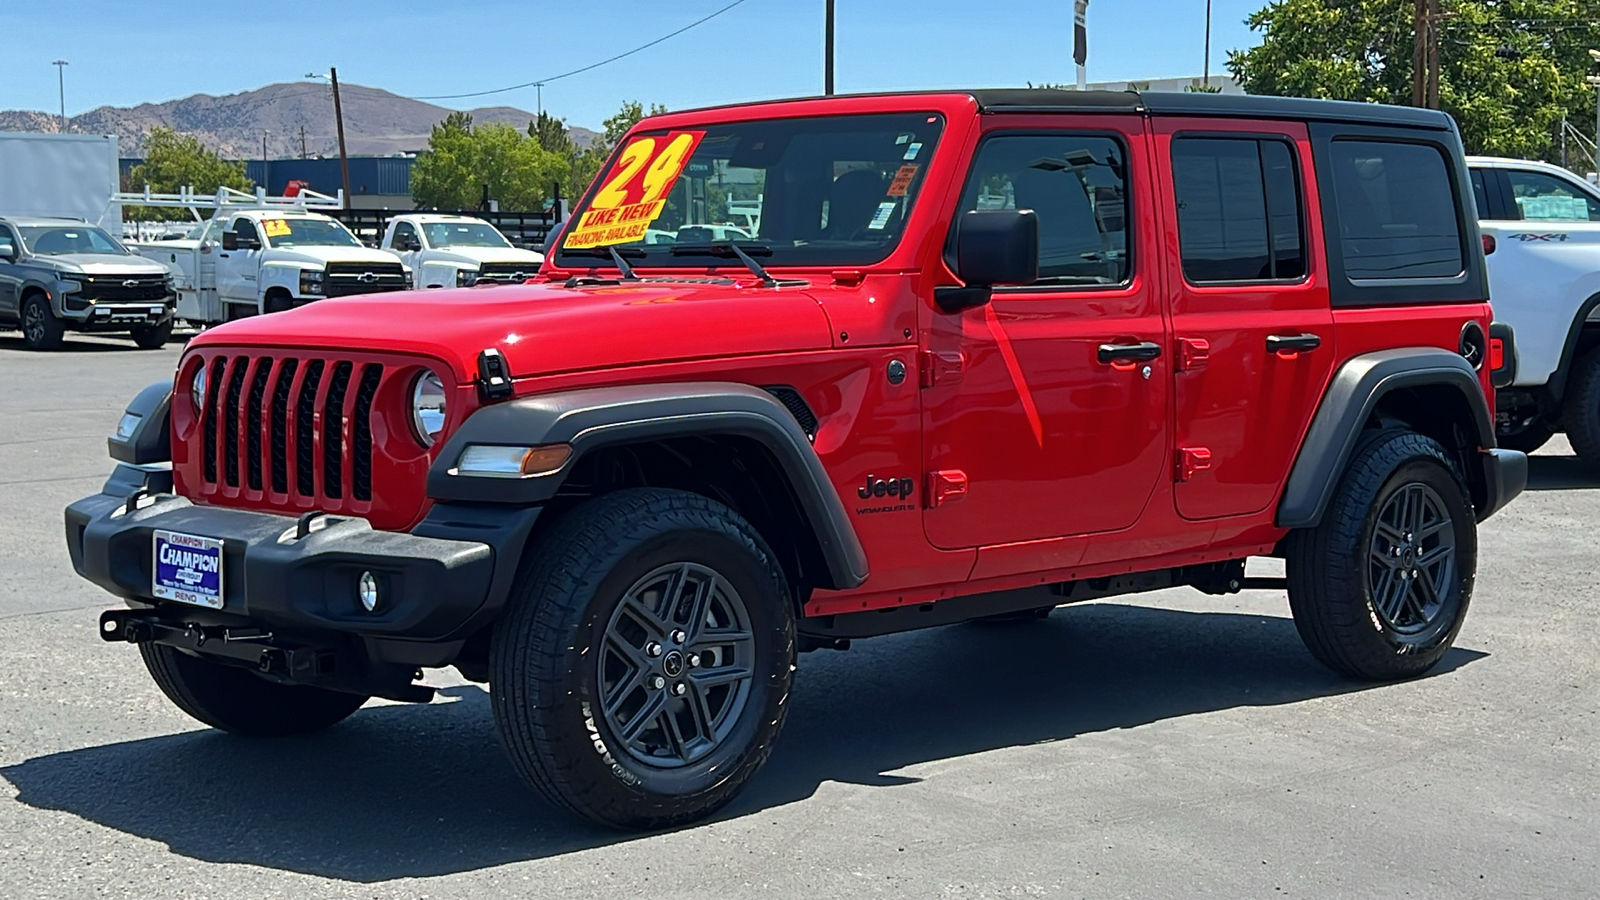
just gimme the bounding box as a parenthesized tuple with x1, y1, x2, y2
(1508, 232, 1570, 242)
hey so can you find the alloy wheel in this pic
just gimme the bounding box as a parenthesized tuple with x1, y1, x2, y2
(1367, 482, 1457, 635)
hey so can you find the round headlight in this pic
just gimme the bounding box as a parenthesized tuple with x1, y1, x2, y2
(411, 371, 447, 446)
(191, 364, 207, 411)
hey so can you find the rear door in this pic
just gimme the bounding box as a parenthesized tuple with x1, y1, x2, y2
(922, 114, 1170, 549)
(1155, 119, 1335, 520)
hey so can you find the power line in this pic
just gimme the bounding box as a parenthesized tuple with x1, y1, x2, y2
(412, 0, 749, 101)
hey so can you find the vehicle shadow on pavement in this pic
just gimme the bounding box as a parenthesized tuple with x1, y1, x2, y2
(0, 603, 1485, 881)
(1525, 454, 1600, 491)
(0, 335, 155, 353)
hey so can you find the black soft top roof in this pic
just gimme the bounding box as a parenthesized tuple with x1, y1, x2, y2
(969, 89, 1454, 130)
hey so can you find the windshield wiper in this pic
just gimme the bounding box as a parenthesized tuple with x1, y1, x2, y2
(669, 242, 802, 288)
(569, 245, 644, 280)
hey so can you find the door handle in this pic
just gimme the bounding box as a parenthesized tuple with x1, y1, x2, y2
(1097, 341, 1163, 365)
(1266, 333, 1322, 354)
(218, 253, 230, 258)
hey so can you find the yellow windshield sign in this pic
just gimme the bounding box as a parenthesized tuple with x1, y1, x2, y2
(261, 218, 291, 238)
(564, 131, 705, 250)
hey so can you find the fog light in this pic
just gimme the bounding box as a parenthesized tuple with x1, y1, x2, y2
(358, 571, 380, 612)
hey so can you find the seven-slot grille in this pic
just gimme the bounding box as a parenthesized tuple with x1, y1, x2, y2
(79, 273, 170, 302)
(198, 354, 384, 504)
(324, 262, 408, 297)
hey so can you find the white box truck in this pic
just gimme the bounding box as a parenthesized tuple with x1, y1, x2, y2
(0, 133, 122, 234)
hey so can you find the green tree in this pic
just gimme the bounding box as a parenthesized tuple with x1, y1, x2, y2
(125, 126, 254, 221)
(412, 112, 569, 211)
(1227, 0, 1600, 161)
(529, 111, 575, 158)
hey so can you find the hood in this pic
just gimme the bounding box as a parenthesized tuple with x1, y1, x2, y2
(44, 254, 171, 276)
(265, 246, 404, 267)
(189, 279, 834, 381)
(425, 246, 545, 266)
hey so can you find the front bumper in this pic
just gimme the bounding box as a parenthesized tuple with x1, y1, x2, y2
(61, 300, 175, 328)
(65, 488, 517, 643)
(1479, 447, 1528, 521)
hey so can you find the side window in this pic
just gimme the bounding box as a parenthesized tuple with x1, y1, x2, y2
(953, 133, 1129, 286)
(393, 222, 419, 248)
(1171, 137, 1306, 283)
(1505, 169, 1600, 222)
(1468, 168, 1491, 219)
(233, 218, 260, 244)
(1326, 139, 1463, 280)
(201, 219, 228, 245)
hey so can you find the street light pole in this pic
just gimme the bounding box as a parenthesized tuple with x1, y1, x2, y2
(1203, 0, 1212, 89)
(262, 130, 271, 194)
(824, 0, 835, 95)
(52, 60, 68, 133)
(307, 70, 353, 209)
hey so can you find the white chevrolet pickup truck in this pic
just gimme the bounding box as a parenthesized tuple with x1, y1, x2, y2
(135, 205, 411, 325)
(379, 214, 544, 288)
(1470, 156, 1600, 459)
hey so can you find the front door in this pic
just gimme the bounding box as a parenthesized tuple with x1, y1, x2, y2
(1155, 120, 1334, 520)
(923, 117, 1169, 550)
(0, 224, 21, 319)
(216, 217, 262, 305)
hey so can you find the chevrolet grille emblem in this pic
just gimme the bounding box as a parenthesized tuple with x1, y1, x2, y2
(123, 279, 141, 288)
(357, 272, 378, 283)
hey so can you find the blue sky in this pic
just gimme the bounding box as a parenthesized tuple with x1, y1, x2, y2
(0, 0, 1267, 130)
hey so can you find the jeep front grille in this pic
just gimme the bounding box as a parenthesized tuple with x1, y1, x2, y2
(190, 353, 399, 515)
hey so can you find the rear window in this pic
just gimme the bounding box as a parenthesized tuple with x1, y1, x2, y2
(1171, 137, 1306, 283)
(1327, 140, 1463, 280)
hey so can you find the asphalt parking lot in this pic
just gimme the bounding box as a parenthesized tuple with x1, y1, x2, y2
(1, 331, 1596, 899)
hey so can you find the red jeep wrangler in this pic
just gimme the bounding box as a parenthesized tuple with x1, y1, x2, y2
(68, 90, 1526, 830)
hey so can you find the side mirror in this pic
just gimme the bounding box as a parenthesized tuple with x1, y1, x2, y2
(0, 242, 15, 262)
(221, 231, 239, 252)
(936, 210, 1039, 313)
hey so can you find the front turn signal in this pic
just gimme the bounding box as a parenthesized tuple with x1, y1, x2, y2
(454, 443, 572, 478)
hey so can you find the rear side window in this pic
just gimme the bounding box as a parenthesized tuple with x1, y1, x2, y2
(1505, 169, 1600, 221)
(953, 133, 1130, 286)
(1327, 140, 1463, 279)
(1171, 137, 1306, 282)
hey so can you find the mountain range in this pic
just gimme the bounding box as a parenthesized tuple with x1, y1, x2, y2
(0, 82, 598, 159)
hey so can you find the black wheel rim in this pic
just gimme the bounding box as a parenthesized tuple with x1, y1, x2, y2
(1368, 482, 1457, 635)
(598, 562, 756, 769)
(22, 301, 45, 344)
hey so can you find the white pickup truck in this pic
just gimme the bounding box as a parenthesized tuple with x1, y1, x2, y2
(1469, 156, 1600, 459)
(379, 214, 544, 288)
(130, 189, 411, 324)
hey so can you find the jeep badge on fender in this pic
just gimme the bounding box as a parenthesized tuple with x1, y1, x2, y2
(858, 474, 916, 501)
(65, 87, 1525, 833)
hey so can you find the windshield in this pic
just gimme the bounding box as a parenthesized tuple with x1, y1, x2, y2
(555, 112, 945, 268)
(19, 225, 128, 256)
(262, 217, 362, 249)
(424, 221, 511, 248)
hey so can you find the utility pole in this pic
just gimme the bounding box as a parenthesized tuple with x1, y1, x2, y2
(299, 124, 307, 159)
(1203, 0, 1212, 89)
(824, 0, 835, 95)
(1412, 0, 1442, 109)
(262, 130, 271, 194)
(330, 67, 352, 209)
(52, 60, 68, 132)
(1074, 0, 1090, 91)
(1426, 0, 1440, 109)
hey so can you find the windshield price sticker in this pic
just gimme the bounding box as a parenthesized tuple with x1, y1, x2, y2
(564, 130, 706, 249)
(261, 218, 291, 237)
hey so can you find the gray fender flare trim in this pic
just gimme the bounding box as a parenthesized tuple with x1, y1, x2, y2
(427, 382, 869, 590)
(1277, 347, 1494, 529)
(108, 380, 172, 465)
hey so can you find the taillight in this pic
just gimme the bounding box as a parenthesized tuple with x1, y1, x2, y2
(1482, 234, 1497, 255)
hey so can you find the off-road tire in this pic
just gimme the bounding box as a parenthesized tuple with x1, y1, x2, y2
(1284, 430, 1476, 681)
(20, 293, 64, 351)
(1562, 347, 1600, 464)
(130, 318, 174, 350)
(1495, 420, 1553, 455)
(490, 488, 796, 830)
(140, 643, 369, 736)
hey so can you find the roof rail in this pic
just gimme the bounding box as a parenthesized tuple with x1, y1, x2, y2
(113, 185, 346, 221)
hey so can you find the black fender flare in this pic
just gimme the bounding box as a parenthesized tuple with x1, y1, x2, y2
(1277, 348, 1496, 529)
(1549, 291, 1600, 401)
(427, 382, 870, 590)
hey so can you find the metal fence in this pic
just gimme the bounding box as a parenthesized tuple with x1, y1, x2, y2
(327, 209, 561, 250)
